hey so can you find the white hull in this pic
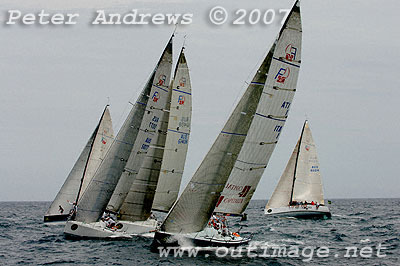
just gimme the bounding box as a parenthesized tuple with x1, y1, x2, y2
(64, 219, 157, 239)
(265, 205, 331, 218)
(154, 226, 250, 247)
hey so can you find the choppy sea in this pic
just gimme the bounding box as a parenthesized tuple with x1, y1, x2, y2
(0, 199, 399, 265)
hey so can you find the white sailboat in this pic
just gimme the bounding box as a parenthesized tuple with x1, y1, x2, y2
(153, 0, 302, 247)
(64, 36, 174, 239)
(265, 120, 331, 218)
(44, 105, 114, 222)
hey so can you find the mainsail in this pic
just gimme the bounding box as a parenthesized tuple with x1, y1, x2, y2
(152, 49, 192, 213)
(44, 105, 113, 221)
(118, 48, 190, 221)
(266, 121, 325, 209)
(214, 0, 302, 216)
(74, 37, 173, 223)
(106, 37, 173, 215)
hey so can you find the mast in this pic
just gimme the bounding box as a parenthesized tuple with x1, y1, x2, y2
(289, 120, 307, 204)
(74, 105, 109, 205)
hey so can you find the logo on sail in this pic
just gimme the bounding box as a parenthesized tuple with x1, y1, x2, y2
(179, 77, 186, 87)
(101, 137, 107, 144)
(275, 67, 290, 84)
(152, 91, 160, 102)
(305, 145, 310, 151)
(285, 44, 297, 61)
(238, 186, 251, 198)
(178, 95, 185, 105)
(157, 74, 167, 86)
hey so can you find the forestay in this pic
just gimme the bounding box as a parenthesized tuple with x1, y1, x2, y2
(45, 106, 114, 219)
(152, 49, 192, 213)
(74, 38, 173, 223)
(214, 1, 302, 216)
(107, 38, 173, 214)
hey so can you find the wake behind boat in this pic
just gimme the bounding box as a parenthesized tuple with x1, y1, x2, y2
(265, 120, 331, 219)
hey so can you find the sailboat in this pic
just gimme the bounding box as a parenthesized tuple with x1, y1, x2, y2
(265, 120, 331, 218)
(100, 47, 192, 236)
(44, 105, 114, 223)
(153, 0, 302, 247)
(64, 36, 174, 239)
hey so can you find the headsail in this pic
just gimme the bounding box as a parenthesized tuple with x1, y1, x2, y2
(266, 121, 325, 209)
(152, 49, 192, 213)
(214, 0, 302, 216)
(44, 105, 113, 221)
(74, 37, 173, 223)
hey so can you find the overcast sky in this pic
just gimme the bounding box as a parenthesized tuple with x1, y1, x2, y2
(0, 0, 399, 201)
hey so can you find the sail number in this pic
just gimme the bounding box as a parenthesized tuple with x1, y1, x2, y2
(149, 116, 159, 130)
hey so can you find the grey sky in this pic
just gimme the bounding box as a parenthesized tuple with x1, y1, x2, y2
(0, 0, 399, 201)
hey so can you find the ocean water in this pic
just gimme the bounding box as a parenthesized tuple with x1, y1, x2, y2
(0, 199, 399, 265)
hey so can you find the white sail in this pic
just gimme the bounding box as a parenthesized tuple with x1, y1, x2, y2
(106, 38, 173, 213)
(44, 106, 114, 221)
(74, 38, 173, 223)
(292, 121, 325, 204)
(152, 49, 192, 213)
(265, 140, 299, 209)
(214, 1, 302, 216)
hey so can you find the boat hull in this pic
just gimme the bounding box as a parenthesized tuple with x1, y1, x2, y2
(153, 227, 251, 248)
(265, 205, 331, 219)
(44, 214, 70, 223)
(64, 219, 157, 239)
